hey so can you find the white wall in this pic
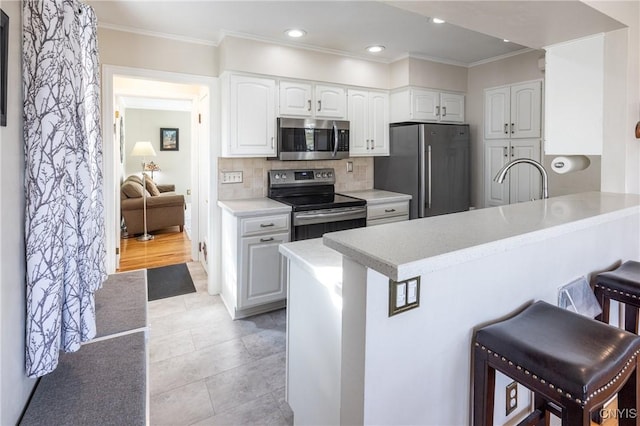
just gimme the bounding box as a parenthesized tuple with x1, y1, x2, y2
(0, 2, 38, 423)
(124, 109, 192, 199)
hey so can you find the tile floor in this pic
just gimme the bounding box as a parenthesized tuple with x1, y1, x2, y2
(148, 262, 293, 425)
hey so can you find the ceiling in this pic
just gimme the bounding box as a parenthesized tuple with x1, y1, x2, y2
(88, 1, 625, 67)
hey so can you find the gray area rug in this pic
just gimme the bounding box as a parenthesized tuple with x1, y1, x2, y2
(147, 263, 196, 301)
(95, 269, 147, 338)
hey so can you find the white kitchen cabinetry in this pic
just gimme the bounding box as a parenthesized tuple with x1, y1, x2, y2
(366, 200, 409, 226)
(279, 80, 346, 119)
(390, 87, 465, 123)
(544, 34, 604, 155)
(484, 81, 541, 140)
(348, 89, 389, 156)
(220, 210, 289, 319)
(221, 73, 277, 157)
(484, 139, 542, 207)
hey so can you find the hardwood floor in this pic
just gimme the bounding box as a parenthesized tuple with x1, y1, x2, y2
(117, 227, 192, 272)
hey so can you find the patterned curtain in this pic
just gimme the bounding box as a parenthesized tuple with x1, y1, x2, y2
(23, 0, 106, 378)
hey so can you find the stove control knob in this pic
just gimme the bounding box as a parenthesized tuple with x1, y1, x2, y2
(316, 173, 321, 178)
(282, 173, 287, 179)
(321, 172, 327, 178)
(327, 171, 333, 177)
(274, 173, 280, 179)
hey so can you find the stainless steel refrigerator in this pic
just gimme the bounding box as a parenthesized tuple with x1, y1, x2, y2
(374, 123, 470, 219)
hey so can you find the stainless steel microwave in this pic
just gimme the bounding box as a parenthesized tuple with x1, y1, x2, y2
(276, 118, 349, 161)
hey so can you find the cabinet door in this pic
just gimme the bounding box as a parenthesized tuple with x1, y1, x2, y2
(509, 139, 542, 203)
(347, 89, 369, 155)
(439, 92, 465, 123)
(484, 140, 510, 207)
(240, 232, 289, 309)
(279, 81, 313, 117)
(411, 89, 439, 121)
(315, 84, 346, 118)
(510, 81, 541, 139)
(369, 91, 389, 155)
(484, 86, 510, 139)
(229, 75, 276, 156)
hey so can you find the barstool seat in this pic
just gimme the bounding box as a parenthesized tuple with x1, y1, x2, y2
(595, 261, 640, 333)
(473, 301, 640, 425)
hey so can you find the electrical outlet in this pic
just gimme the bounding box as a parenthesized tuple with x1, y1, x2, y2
(388, 277, 420, 316)
(505, 381, 518, 416)
(346, 161, 353, 173)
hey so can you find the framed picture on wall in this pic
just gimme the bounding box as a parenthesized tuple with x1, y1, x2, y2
(160, 127, 179, 151)
(1, 9, 9, 127)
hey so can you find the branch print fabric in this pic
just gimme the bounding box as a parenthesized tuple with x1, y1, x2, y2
(23, 0, 106, 378)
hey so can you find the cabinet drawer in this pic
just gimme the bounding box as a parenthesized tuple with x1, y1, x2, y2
(241, 214, 290, 237)
(367, 215, 409, 227)
(367, 201, 410, 220)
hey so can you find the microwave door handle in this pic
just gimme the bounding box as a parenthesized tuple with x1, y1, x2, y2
(332, 121, 338, 157)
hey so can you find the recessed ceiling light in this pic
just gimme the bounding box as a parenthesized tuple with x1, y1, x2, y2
(366, 45, 385, 53)
(432, 18, 445, 24)
(285, 29, 306, 38)
(503, 39, 510, 43)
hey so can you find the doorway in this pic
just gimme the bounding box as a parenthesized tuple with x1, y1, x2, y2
(102, 65, 220, 294)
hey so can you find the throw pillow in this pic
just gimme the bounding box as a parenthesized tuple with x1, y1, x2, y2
(121, 180, 145, 198)
(145, 176, 161, 196)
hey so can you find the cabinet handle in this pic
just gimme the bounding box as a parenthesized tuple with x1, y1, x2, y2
(260, 237, 275, 242)
(511, 146, 514, 157)
(307, 99, 311, 111)
(503, 146, 508, 158)
(504, 123, 509, 134)
(436, 106, 440, 117)
(317, 100, 321, 112)
(260, 223, 275, 228)
(442, 106, 447, 117)
(384, 208, 396, 213)
(371, 139, 374, 150)
(366, 139, 370, 150)
(271, 137, 274, 148)
(511, 123, 515, 134)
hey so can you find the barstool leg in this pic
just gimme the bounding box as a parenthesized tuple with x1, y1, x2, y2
(616, 359, 639, 426)
(561, 403, 590, 426)
(594, 288, 610, 324)
(473, 346, 495, 426)
(625, 306, 639, 334)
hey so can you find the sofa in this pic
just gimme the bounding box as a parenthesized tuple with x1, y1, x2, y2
(120, 174, 185, 235)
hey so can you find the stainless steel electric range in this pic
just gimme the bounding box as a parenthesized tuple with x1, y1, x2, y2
(267, 168, 366, 241)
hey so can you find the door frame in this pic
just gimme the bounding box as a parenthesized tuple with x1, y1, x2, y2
(102, 65, 220, 294)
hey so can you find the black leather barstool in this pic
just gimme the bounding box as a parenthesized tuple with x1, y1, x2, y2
(594, 261, 640, 333)
(473, 301, 640, 426)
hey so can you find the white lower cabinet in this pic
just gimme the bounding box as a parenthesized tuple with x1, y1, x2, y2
(367, 200, 410, 226)
(221, 210, 290, 319)
(484, 139, 542, 207)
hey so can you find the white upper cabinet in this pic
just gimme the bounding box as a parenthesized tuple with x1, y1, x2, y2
(221, 73, 277, 157)
(544, 34, 604, 155)
(348, 89, 389, 156)
(484, 81, 541, 139)
(390, 87, 465, 123)
(279, 80, 347, 119)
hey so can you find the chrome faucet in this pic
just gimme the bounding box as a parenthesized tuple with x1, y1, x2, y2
(493, 158, 549, 199)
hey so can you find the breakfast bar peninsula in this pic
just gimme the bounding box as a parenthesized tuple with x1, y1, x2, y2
(279, 192, 640, 425)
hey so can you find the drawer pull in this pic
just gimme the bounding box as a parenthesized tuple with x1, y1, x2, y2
(384, 209, 396, 213)
(260, 223, 275, 228)
(260, 237, 274, 243)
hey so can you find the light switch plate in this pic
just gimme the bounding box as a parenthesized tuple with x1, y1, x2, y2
(388, 277, 420, 316)
(221, 171, 243, 184)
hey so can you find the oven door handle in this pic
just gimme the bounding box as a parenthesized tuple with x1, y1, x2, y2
(293, 207, 366, 226)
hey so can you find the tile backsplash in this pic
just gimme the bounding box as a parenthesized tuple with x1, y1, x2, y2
(218, 157, 374, 200)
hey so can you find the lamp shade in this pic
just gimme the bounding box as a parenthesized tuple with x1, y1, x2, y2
(130, 141, 156, 157)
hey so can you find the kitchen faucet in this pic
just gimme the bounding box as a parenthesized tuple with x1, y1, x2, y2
(493, 158, 549, 199)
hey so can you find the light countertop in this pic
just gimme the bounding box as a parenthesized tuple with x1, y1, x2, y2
(279, 238, 343, 292)
(340, 189, 411, 205)
(217, 198, 291, 217)
(322, 192, 640, 281)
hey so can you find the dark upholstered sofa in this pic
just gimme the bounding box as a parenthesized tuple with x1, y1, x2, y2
(120, 175, 185, 235)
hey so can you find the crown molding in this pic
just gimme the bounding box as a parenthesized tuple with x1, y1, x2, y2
(98, 22, 219, 47)
(468, 48, 536, 67)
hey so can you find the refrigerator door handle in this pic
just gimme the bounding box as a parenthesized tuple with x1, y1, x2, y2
(427, 145, 432, 210)
(419, 126, 426, 218)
